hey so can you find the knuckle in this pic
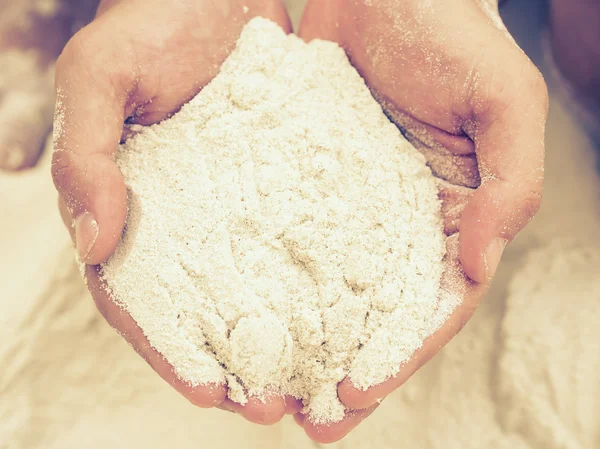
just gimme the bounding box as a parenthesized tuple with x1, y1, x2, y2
(523, 62, 549, 112)
(478, 55, 549, 120)
(56, 26, 100, 77)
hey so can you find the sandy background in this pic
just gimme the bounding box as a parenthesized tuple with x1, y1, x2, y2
(1, 0, 599, 448)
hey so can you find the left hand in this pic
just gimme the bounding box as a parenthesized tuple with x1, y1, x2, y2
(296, 0, 548, 442)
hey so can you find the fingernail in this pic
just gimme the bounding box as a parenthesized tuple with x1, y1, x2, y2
(484, 238, 507, 281)
(75, 212, 99, 262)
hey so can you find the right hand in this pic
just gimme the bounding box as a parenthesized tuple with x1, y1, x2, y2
(52, 0, 301, 425)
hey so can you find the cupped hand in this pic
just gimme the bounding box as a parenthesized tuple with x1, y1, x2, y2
(52, 0, 301, 425)
(297, 0, 548, 442)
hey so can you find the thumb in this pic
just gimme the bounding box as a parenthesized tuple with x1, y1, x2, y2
(51, 24, 130, 265)
(459, 39, 548, 284)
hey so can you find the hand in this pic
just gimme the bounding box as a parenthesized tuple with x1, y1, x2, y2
(52, 0, 301, 425)
(297, 0, 548, 442)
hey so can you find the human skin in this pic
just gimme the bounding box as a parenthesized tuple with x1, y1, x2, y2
(294, 0, 548, 442)
(52, 0, 547, 443)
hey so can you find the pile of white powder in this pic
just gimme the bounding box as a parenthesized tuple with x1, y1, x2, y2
(101, 17, 454, 423)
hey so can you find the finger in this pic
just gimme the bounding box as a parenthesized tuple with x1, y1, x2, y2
(459, 40, 548, 283)
(338, 235, 486, 410)
(376, 100, 481, 188)
(380, 107, 476, 156)
(220, 395, 287, 425)
(51, 21, 132, 265)
(410, 137, 480, 188)
(437, 180, 474, 236)
(300, 405, 380, 444)
(85, 264, 227, 407)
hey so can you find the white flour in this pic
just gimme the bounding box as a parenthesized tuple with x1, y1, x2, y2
(100, 18, 449, 423)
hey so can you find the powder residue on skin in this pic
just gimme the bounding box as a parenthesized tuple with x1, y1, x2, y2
(374, 95, 482, 189)
(101, 17, 450, 423)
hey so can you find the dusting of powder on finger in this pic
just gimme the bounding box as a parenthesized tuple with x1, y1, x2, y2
(100, 18, 457, 424)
